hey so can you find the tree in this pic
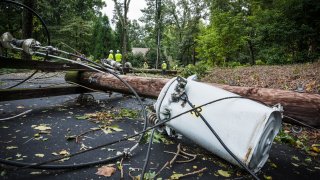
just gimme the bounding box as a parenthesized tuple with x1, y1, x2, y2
(128, 20, 147, 48)
(164, 0, 208, 65)
(91, 15, 115, 60)
(113, 0, 131, 63)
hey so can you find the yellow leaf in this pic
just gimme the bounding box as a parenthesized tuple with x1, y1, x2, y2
(311, 146, 320, 153)
(35, 154, 44, 158)
(34, 125, 51, 131)
(59, 150, 70, 156)
(6, 146, 18, 150)
(264, 175, 272, 180)
(217, 170, 231, 177)
(170, 173, 184, 179)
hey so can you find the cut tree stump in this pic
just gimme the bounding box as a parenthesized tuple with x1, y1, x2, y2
(65, 72, 320, 128)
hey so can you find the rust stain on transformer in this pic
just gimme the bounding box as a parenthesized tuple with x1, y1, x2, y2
(244, 147, 253, 162)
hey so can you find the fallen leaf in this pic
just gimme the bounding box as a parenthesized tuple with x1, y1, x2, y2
(217, 170, 231, 177)
(34, 124, 51, 131)
(170, 173, 184, 179)
(144, 171, 156, 179)
(59, 150, 70, 156)
(75, 115, 88, 120)
(311, 146, 320, 153)
(16, 153, 22, 158)
(35, 154, 44, 158)
(264, 175, 272, 180)
(110, 125, 123, 132)
(17, 106, 25, 109)
(305, 157, 312, 163)
(30, 172, 42, 175)
(270, 162, 277, 168)
(96, 165, 116, 177)
(52, 152, 59, 156)
(1, 170, 6, 177)
(6, 146, 18, 150)
(102, 128, 113, 134)
(291, 163, 299, 167)
(193, 166, 197, 169)
(292, 155, 300, 161)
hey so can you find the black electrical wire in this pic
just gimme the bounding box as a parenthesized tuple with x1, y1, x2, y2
(283, 115, 319, 131)
(0, 154, 123, 170)
(4, 70, 38, 89)
(183, 94, 260, 180)
(141, 129, 156, 179)
(0, 96, 248, 170)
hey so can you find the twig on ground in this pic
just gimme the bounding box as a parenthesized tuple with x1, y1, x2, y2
(177, 150, 197, 163)
(155, 161, 169, 177)
(179, 167, 207, 178)
(75, 128, 101, 143)
(120, 158, 124, 179)
(155, 143, 182, 177)
(163, 151, 189, 159)
(170, 143, 181, 166)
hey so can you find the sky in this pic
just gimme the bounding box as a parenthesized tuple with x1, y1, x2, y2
(101, 0, 147, 29)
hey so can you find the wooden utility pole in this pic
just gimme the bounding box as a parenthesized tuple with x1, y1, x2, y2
(65, 72, 320, 128)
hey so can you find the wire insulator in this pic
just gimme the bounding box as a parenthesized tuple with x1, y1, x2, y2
(147, 112, 158, 125)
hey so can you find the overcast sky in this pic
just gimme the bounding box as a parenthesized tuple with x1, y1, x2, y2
(101, 0, 147, 29)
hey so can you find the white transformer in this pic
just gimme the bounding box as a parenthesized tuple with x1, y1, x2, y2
(155, 76, 282, 172)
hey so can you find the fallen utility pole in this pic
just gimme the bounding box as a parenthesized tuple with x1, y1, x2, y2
(65, 72, 320, 128)
(0, 57, 99, 72)
(0, 86, 92, 102)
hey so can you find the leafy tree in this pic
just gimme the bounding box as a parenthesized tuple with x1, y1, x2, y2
(113, 0, 131, 63)
(91, 15, 115, 60)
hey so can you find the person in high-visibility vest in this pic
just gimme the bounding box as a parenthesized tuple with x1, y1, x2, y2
(115, 50, 122, 63)
(108, 50, 114, 60)
(143, 61, 149, 69)
(161, 61, 167, 75)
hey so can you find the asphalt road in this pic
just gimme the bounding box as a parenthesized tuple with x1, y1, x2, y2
(0, 73, 319, 179)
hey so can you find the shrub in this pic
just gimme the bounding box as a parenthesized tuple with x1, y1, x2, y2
(179, 61, 208, 78)
(127, 52, 145, 68)
(255, 59, 265, 65)
(227, 61, 241, 68)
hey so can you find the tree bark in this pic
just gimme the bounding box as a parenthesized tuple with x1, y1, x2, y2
(65, 72, 320, 128)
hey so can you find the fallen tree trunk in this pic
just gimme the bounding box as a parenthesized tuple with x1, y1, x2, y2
(65, 72, 320, 128)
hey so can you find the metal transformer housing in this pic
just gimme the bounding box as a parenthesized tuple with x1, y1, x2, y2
(155, 77, 282, 172)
